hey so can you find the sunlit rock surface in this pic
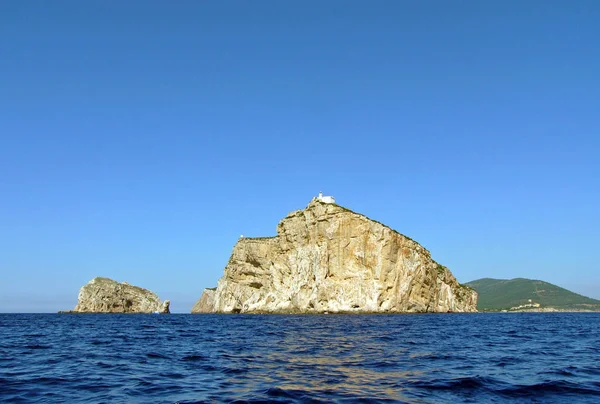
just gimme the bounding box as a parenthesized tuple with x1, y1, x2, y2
(193, 200, 477, 313)
(71, 277, 170, 313)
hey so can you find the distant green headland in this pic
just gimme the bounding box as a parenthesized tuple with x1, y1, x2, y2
(465, 278, 600, 312)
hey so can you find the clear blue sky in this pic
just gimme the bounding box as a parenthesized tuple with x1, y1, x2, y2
(1, 1, 599, 312)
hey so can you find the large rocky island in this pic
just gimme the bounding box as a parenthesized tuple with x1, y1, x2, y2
(193, 196, 477, 313)
(65, 277, 170, 313)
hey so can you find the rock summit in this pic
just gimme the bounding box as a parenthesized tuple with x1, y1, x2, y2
(193, 198, 477, 313)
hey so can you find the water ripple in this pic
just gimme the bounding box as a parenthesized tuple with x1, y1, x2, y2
(1, 313, 599, 402)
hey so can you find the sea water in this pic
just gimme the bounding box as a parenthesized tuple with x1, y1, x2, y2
(1, 313, 599, 403)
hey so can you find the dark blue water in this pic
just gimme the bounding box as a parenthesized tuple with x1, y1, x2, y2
(1, 313, 599, 403)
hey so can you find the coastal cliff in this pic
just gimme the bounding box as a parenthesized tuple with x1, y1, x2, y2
(69, 277, 170, 313)
(193, 199, 477, 313)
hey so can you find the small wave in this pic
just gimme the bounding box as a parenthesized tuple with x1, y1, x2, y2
(410, 375, 496, 391)
(494, 356, 519, 367)
(32, 376, 68, 384)
(265, 330, 284, 337)
(541, 368, 577, 377)
(177, 330, 197, 337)
(580, 366, 600, 376)
(25, 344, 51, 350)
(181, 354, 206, 362)
(264, 387, 298, 399)
(75, 382, 114, 393)
(90, 339, 111, 345)
(410, 353, 454, 361)
(370, 360, 400, 369)
(222, 366, 247, 375)
(500, 380, 600, 398)
(147, 352, 169, 359)
(159, 372, 185, 380)
(507, 333, 533, 340)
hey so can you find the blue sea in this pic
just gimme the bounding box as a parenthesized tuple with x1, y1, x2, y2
(1, 313, 599, 403)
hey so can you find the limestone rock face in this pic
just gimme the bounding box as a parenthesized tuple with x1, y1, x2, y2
(72, 277, 170, 313)
(193, 200, 477, 313)
(191, 288, 216, 313)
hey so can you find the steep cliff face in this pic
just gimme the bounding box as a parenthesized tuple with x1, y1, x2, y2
(72, 277, 170, 313)
(191, 288, 216, 313)
(193, 200, 477, 313)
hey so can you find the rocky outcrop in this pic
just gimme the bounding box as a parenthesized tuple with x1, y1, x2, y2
(70, 277, 170, 313)
(193, 199, 477, 313)
(191, 288, 216, 313)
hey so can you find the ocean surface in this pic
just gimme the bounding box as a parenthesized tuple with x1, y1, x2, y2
(1, 313, 599, 403)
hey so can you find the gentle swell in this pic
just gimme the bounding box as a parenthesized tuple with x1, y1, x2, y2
(0, 313, 599, 403)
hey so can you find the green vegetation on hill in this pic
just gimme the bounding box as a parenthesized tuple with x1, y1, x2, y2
(465, 278, 600, 311)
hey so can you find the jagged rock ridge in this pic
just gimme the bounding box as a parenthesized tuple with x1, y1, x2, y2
(70, 277, 170, 313)
(193, 200, 477, 313)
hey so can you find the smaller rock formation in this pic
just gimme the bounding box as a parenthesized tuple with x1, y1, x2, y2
(69, 277, 170, 313)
